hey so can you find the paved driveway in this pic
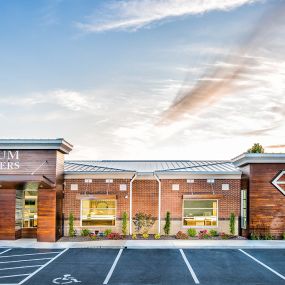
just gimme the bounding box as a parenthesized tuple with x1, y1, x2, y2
(0, 247, 284, 285)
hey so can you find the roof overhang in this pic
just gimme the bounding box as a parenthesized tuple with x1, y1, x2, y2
(0, 138, 73, 154)
(232, 153, 285, 167)
(0, 175, 55, 189)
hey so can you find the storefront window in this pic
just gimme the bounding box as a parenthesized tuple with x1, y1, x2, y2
(183, 200, 218, 227)
(81, 199, 116, 226)
(241, 190, 247, 229)
(23, 189, 38, 228)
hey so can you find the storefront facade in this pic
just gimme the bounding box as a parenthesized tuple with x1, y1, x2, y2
(0, 139, 284, 241)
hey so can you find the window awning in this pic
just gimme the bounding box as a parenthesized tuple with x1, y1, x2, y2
(0, 175, 55, 189)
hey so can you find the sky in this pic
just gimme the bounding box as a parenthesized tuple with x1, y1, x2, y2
(0, 0, 285, 160)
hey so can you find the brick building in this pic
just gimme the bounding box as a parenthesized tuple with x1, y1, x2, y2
(0, 139, 284, 241)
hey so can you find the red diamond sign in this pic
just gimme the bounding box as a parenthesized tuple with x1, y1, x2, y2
(271, 170, 285, 196)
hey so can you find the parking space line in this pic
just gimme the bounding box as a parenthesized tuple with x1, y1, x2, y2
(239, 249, 285, 281)
(18, 248, 69, 285)
(179, 249, 200, 284)
(0, 264, 42, 271)
(0, 258, 52, 264)
(103, 248, 123, 285)
(0, 251, 62, 258)
(0, 273, 30, 279)
(0, 249, 11, 255)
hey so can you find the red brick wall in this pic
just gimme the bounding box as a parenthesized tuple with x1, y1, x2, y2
(161, 179, 240, 220)
(64, 178, 240, 222)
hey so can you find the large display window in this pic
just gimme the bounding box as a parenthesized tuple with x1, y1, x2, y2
(183, 199, 218, 227)
(22, 184, 38, 228)
(81, 199, 116, 226)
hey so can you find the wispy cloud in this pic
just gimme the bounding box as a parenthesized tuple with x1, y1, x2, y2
(76, 0, 261, 32)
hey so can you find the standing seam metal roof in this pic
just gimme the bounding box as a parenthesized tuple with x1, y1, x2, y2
(64, 160, 240, 174)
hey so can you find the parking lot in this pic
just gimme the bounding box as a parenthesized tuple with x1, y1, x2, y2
(0, 247, 284, 285)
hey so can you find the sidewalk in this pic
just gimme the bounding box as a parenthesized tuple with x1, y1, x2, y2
(1, 239, 285, 249)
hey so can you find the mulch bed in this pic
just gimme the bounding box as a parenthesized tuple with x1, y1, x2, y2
(58, 235, 246, 242)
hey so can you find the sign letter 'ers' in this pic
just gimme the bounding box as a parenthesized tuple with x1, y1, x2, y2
(271, 170, 285, 196)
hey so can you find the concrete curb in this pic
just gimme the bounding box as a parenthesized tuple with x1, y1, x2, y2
(1, 239, 285, 249)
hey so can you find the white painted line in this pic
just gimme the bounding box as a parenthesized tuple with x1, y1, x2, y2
(0, 258, 51, 264)
(0, 273, 30, 279)
(239, 249, 285, 281)
(18, 248, 69, 285)
(0, 249, 11, 255)
(179, 249, 200, 284)
(0, 251, 61, 258)
(0, 264, 42, 271)
(103, 248, 123, 285)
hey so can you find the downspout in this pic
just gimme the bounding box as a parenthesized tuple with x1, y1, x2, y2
(129, 173, 137, 235)
(154, 173, 161, 234)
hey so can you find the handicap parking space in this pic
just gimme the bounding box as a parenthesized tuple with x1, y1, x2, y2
(0, 248, 64, 285)
(24, 248, 120, 285)
(108, 249, 196, 285)
(183, 249, 285, 285)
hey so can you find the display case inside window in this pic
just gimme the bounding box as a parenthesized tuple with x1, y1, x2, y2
(183, 200, 218, 227)
(81, 199, 116, 226)
(15, 190, 23, 230)
(23, 184, 38, 228)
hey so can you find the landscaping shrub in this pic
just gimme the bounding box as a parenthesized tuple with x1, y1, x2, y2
(89, 233, 97, 240)
(122, 212, 128, 236)
(107, 233, 121, 240)
(80, 228, 91, 237)
(68, 213, 76, 237)
(142, 233, 149, 239)
(187, 228, 197, 237)
(198, 230, 210, 239)
(104, 229, 112, 236)
(154, 233, 161, 240)
(133, 212, 155, 234)
(164, 211, 171, 235)
(132, 233, 137, 240)
(220, 232, 230, 240)
(209, 229, 219, 237)
(175, 231, 188, 240)
(229, 212, 236, 235)
(264, 233, 274, 240)
(283, 232, 285, 240)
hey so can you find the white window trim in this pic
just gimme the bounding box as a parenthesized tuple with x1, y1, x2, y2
(182, 199, 219, 228)
(241, 190, 247, 229)
(80, 199, 117, 227)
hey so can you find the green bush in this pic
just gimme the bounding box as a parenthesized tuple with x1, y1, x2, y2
(104, 229, 112, 236)
(187, 228, 197, 237)
(68, 213, 76, 237)
(264, 233, 274, 240)
(250, 232, 260, 240)
(154, 233, 161, 239)
(142, 233, 149, 239)
(80, 228, 91, 237)
(209, 229, 219, 237)
(164, 211, 171, 235)
(122, 212, 128, 236)
(229, 213, 236, 235)
(283, 232, 285, 240)
(132, 233, 137, 240)
(133, 212, 155, 234)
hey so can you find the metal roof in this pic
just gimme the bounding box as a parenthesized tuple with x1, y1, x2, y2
(64, 160, 241, 174)
(232, 153, 285, 167)
(0, 138, 73, 154)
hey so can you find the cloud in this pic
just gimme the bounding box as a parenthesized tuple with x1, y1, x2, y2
(76, 0, 261, 32)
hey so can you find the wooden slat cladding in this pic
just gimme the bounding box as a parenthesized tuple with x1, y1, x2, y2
(37, 189, 56, 242)
(0, 150, 57, 183)
(0, 189, 16, 240)
(240, 163, 285, 237)
(22, 228, 37, 238)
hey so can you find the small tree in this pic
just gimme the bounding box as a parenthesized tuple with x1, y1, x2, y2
(247, 143, 264, 153)
(230, 212, 236, 235)
(133, 212, 155, 234)
(122, 212, 128, 236)
(164, 211, 171, 235)
(68, 212, 75, 237)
